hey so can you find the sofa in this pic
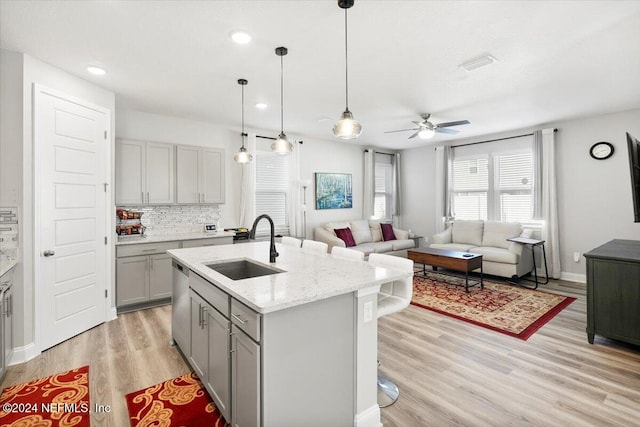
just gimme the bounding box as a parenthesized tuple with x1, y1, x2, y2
(430, 220, 534, 278)
(313, 219, 414, 257)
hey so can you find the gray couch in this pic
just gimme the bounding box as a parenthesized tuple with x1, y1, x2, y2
(430, 220, 534, 278)
(313, 219, 414, 257)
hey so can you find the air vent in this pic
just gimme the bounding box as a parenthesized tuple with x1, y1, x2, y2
(459, 55, 498, 72)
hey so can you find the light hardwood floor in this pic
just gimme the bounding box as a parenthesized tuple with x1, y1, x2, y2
(1, 280, 639, 426)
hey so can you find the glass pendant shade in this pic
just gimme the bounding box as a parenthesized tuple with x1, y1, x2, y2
(333, 109, 362, 140)
(418, 127, 436, 139)
(234, 146, 253, 163)
(271, 132, 293, 155)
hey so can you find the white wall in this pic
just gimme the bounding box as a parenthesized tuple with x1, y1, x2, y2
(0, 50, 23, 208)
(0, 50, 116, 362)
(116, 109, 240, 228)
(401, 108, 640, 282)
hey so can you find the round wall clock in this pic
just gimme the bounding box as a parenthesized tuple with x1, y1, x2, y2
(589, 141, 614, 160)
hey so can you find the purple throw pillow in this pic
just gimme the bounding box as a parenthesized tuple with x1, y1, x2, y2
(380, 223, 397, 241)
(334, 228, 356, 247)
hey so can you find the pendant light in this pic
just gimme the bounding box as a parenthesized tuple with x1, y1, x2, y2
(272, 46, 293, 155)
(333, 0, 362, 140)
(234, 79, 253, 164)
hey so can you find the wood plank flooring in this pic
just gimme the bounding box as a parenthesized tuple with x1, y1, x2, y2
(1, 280, 639, 426)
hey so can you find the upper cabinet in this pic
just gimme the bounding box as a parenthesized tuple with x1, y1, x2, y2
(116, 139, 175, 205)
(176, 146, 225, 204)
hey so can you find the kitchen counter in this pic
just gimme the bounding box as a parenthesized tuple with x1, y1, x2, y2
(116, 230, 235, 245)
(168, 241, 411, 314)
(0, 259, 17, 278)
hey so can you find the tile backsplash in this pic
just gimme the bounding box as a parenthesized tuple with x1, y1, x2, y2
(117, 205, 223, 235)
(0, 207, 18, 260)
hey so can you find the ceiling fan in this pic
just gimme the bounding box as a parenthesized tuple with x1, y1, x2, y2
(385, 113, 470, 139)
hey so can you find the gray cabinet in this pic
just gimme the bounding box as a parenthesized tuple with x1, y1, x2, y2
(116, 242, 179, 310)
(231, 324, 260, 427)
(176, 145, 225, 204)
(115, 139, 175, 205)
(181, 236, 233, 248)
(172, 261, 190, 352)
(190, 292, 208, 380)
(584, 239, 640, 345)
(0, 266, 15, 382)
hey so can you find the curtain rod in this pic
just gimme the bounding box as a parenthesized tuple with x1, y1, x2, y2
(255, 134, 303, 144)
(452, 128, 557, 148)
(364, 149, 395, 156)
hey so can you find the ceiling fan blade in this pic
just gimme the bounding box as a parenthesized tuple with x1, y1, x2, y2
(436, 120, 470, 128)
(435, 127, 459, 135)
(408, 131, 420, 139)
(384, 128, 420, 134)
(411, 121, 424, 126)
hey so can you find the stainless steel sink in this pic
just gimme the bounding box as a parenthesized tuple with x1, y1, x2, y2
(205, 259, 284, 281)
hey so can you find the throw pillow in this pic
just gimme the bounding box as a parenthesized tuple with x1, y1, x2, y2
(349, 219, 373, 244)
(380, 223, 397, 241)
(334, 228, 357, 247)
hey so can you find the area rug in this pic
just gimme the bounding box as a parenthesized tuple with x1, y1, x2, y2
(411, 273, 575, 340)
(0, 365, 90, 427)
(126, 372, 229, 427)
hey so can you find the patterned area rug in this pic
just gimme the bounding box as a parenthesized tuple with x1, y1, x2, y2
(0, 365, 90, 427)
(411, 273, 576, 340)
(126, 372, 229, 427)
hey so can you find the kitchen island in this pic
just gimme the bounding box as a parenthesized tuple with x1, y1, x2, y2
(168, 241, 411, 427)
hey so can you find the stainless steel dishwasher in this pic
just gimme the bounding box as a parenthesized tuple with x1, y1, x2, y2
(171, 260, 190, 353)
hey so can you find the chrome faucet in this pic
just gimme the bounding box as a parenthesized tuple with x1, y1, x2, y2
(249, 214, 279, 263)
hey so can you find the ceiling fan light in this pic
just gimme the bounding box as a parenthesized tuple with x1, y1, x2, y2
(234, 146, 253, 164)
(333, 110, 362, 140)
(271, 132, 293, 155)
(418, 128, 435, 139)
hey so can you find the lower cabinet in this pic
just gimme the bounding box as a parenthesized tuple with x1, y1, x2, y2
(116, 242, 180, 310)
(231, 324, 260, 427)
(0, 267, 15, 382)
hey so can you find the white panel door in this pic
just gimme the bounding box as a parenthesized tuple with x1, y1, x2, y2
(35, 86, 108, 351)
(145, 142, 174, 204)
(201, 148, 225, 204)
(176, 145, 201, 203)
(115, 139, 144, 205)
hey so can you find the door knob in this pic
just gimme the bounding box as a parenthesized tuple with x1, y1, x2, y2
(43, 250, 55, 257)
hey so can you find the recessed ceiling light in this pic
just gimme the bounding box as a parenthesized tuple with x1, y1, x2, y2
(86, 65, 106, 76)
(230, 30, 251, 45)
(255, 103, 268, 110)
(459, 55, 498, 72)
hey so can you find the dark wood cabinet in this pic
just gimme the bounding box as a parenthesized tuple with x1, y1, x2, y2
(584, 239, 640, 345)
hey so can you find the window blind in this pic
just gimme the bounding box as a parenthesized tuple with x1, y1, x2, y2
(374, 163, 392, 219)
(255, 150, 289, 234)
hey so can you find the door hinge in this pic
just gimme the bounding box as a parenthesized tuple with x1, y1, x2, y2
(104, 182, 108, 192)
(104, 130, 107, 139)
(104, 289, 108, 298)
(104, 236, 108, 245)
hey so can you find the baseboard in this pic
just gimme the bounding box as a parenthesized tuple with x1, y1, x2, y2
(108, 306, 118, 321)
(560, 271, 586, 283)
(354, 404, 382, 427)
(9, 342, 38, 365)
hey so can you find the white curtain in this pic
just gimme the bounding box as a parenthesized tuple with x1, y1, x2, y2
(391, 153, 402, 228)
(238, 133, 256, 228)
(434, 145, 452, 233)
(363, 149, 375, 219)
(535, 128, 562, 278)
(287, 140, 302, 237)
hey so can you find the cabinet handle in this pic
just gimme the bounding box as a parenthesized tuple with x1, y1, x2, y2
(8, 293, 12, 317)
(2, 297, 8, 318)
(147, 192, 150, 203)
(142, 249, 158, 252)
(198, 305, 203, 327)
(231, 313, 246, 325)
(142, 192, 145, 203)
(202, 192, 206, 203)
(150, 257, 154, 269)
(201, 307, 207, 327)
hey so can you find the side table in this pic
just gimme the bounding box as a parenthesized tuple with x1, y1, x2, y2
(409, 235, 424, 248)
(506, 236, 549, 289)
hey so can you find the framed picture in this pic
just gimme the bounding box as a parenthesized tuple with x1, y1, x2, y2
(315, 173, 353, 210)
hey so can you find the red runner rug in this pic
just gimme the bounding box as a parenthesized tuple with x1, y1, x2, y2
(0, 365, 90, 427)
(411, 273, 576, 340)
(126, 372, 229, 427)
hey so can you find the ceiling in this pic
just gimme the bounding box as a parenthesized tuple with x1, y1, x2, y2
(2, 1, 639, 150)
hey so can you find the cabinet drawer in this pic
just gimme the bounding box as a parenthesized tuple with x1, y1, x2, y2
(231, 299, 261, 342)
(116, 241, 179, 257)
(190, 272, 229, 317)
(181, 237, 233, 248)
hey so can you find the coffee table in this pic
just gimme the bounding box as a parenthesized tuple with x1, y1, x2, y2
(407, 247, 483, 292)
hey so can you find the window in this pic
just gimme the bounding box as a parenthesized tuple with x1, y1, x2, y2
(254, 148, 289, 235)
(451, 138, 534, 223)
(374, 162, 393, 219)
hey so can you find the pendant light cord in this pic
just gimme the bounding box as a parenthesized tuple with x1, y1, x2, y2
(344, 8, 349, 110)
(280, 53, 284, 133)
(241, 83, 245, 149)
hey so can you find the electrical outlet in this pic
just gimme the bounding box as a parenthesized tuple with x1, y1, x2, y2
(574, 252, 581, 262)
(363, 301, 373, 323)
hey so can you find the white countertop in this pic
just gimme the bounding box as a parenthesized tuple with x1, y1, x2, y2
(168, 241, 411, 314)
(116, 230, 235, 245)
(0, 259, 17, 278)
